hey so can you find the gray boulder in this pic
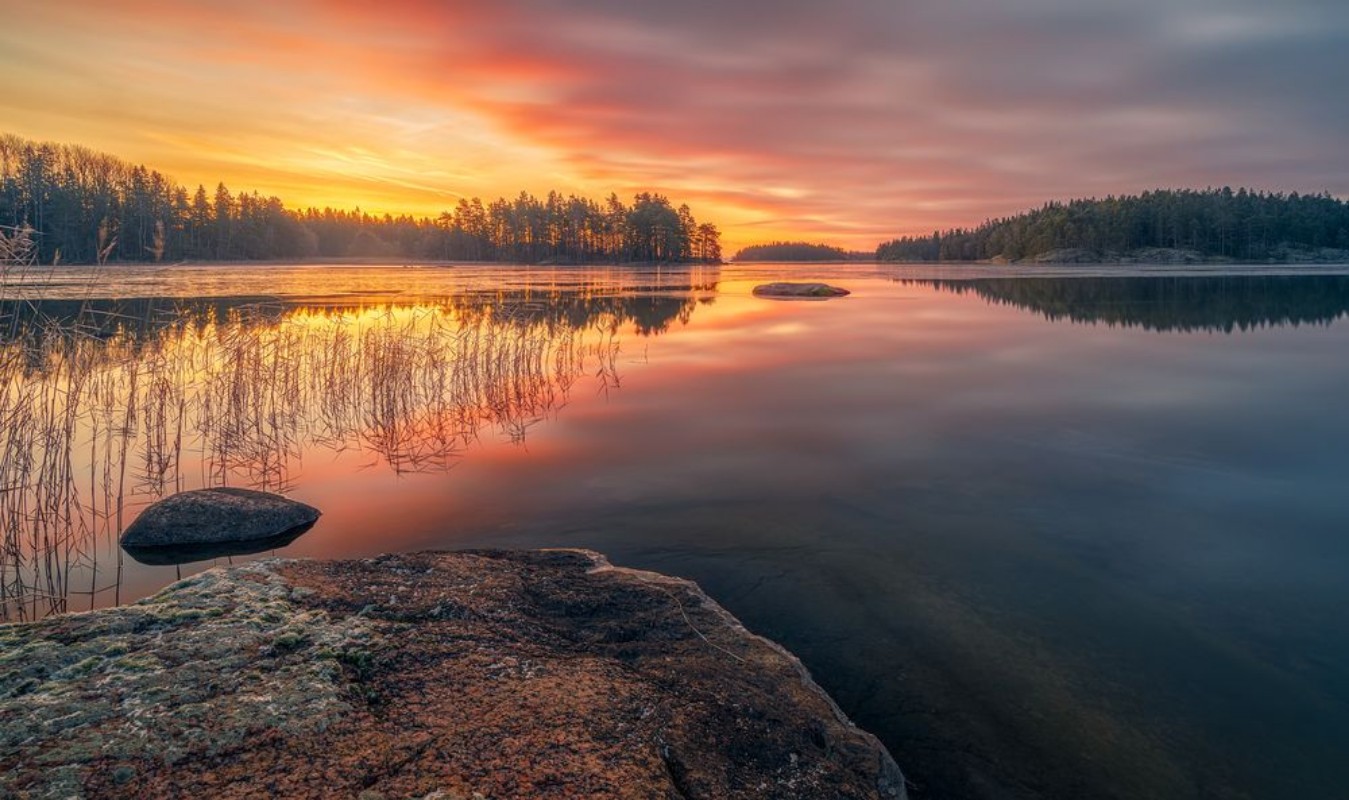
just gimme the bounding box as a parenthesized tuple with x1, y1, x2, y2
(753, 282, 851, 299)
(120, 488, 320, 551)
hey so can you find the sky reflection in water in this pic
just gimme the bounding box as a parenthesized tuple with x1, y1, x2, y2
(2, 264, 1347, 799)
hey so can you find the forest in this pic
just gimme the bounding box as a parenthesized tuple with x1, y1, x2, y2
(0, 134, 722, 265)
(905, 275, 1349, 333)
(732, 241, 856, 261)
(876, 188, 1349, 262)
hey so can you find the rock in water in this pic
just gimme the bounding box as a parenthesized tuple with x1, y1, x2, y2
(0, 550, 906, 799)
(119, 487, 320, 550)
(753, 282, 851, 299)
(121, 526, 316, 566)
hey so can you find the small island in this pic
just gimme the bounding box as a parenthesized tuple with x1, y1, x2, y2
(734, 241, 868, 262)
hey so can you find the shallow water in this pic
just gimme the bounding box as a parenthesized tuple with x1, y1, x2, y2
(3, 262, 1347, 799)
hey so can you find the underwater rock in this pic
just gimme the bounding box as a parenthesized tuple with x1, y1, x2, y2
(0, 549, 905, 799)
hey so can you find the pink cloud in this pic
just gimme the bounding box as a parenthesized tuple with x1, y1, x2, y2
(7, 0, 1346, 249)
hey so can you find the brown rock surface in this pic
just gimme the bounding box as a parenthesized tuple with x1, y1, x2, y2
(0, 549, 905, 799)
(752, 282, 851, 299)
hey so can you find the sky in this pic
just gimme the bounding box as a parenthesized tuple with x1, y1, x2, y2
(3, 0, 1347, 251)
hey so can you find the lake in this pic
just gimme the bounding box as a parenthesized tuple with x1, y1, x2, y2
(3, 262, 1347, 799)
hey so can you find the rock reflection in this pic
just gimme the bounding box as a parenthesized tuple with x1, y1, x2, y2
(907, 274, 1349, 332)
(0, 284, 711, 619)
(121, 522, 318, 567)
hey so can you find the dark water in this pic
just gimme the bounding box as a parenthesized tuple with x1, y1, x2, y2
(3, 263, 1348, 799)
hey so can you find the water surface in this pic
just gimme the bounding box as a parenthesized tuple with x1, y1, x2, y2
(3, 262, 1347, 799)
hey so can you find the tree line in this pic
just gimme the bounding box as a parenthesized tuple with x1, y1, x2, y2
(0, 133, 722, 265)
(732, 241, 859, 262)
(877, 188, 1349, 262)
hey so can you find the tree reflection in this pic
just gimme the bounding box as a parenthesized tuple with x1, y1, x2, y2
(0, 283, 711, 620)
(906, 275, 1349, 333)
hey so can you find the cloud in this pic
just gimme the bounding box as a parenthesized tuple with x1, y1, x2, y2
(314, 0, 1349, 238)
(4, 0, 1347, 248)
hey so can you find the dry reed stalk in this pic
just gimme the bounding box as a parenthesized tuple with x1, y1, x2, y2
(0, 284, 634, 619)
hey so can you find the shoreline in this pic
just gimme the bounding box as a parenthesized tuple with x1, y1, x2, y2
(16, 257, 726, 270)
(0, 549, 906, 799)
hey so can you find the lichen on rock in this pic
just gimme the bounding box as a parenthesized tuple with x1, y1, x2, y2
(0, 562, 374, 798)
(1, 550, 904, 799)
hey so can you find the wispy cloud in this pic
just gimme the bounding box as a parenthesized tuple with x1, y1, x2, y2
(4, 0, 1346, 249)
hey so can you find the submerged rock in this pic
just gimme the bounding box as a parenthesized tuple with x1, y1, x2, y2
(119, 487, 320, 552)
(0, 549, 906, 799)
(753, 282, 851, 299)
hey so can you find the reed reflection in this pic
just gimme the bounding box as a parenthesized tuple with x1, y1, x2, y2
(0, 285, 711, 620)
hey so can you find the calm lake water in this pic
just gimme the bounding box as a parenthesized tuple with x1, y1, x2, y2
(3, 262, 1348, 799)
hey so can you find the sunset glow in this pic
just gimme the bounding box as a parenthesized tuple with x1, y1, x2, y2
(4, 0, 1346, 250)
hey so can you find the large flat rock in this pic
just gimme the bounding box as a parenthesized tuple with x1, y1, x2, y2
(0, 550, 906, 799)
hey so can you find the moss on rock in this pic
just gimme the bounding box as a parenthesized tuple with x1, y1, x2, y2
(0, 551, 904, 799)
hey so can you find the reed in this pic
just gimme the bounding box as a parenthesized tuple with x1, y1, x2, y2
(0, 287, 629, 619)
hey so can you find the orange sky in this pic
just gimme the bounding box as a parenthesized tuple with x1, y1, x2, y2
(3, 0, 1346, 252)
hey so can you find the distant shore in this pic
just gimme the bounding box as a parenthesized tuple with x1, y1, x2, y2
(23, 257, 726, 269)
(881, 246, 1349, 267)
(22, 251, 1349, 271)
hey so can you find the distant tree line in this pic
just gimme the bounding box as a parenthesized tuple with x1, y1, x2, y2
(877, 189, 1349, 262)
(733, 241, 853, 261)
(906, 275, 1349, 333)
(0, 133, 722, 265)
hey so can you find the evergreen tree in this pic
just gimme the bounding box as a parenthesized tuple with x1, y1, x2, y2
(877, 189, 1349, 263)
(0, 133, 722, 266)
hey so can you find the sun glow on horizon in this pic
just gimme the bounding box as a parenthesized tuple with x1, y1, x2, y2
(2, 0, 1346, 252)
